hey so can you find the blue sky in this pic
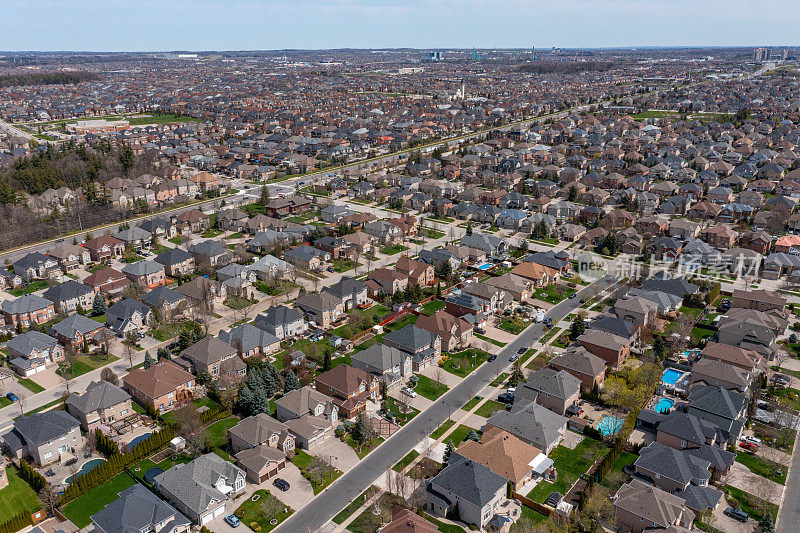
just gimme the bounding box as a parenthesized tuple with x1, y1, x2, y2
(2, 0, 797, 52)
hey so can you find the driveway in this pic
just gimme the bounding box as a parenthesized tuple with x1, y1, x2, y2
(712, 496, 755, 533)
(29, 367, 62, 389)
(265, 462, 314, 510)
(206, 486, 258, 533)
(726, 461, 785, 505)
(314, 437, 361, 472)
(389, 389, 433, 412)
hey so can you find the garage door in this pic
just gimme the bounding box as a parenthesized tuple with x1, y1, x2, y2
(200, 513, 213, 525)
(213, 506, 226, 519)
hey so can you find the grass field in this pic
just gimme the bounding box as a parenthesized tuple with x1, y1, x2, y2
(526, 437, 609, 503)
(441, 349, 488, 378)
(205, 416, 239, 448)
(381, 244, 407, 255)
(0, 468, 42, 522)
(412, 374, 449, 400)
(18, 378, 45, 393)
(9, 279, 50, 297)
(736, 452, 787, 485)
(234, 489, 293, 532)
(725, 485, 779, 520)
(61, 472, 137, 528)
(63, 354, 120, 378)
(332, 258, 361, 273)
(421, 299, 446, 315)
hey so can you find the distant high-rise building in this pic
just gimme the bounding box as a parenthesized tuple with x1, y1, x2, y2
(753, 48, 769, 62)
(782, 48, 790, 60)
(421, 51, 442, 63)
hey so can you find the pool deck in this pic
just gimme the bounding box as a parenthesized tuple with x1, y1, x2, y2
(116, 422, 154, 447)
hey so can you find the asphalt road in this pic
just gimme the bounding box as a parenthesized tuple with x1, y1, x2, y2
(273, 274, 615, 533)
(776, 436, 800, 532)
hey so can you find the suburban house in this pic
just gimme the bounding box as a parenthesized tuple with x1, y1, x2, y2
(549, 346, 606, 391)
(106, 298, 153, 336)
(613, 480, 694, 533)
(219, 323, 281, 358)
(323, 277, 369, 311)
(235, 444, 288, 485)
(153, 453, 245, 525)
(514, 368, 581, 416)
(91, 484, 191, 533)
(275, 386, 338, 451)
(83, 235, 126, 262)
(253, 305, 307, 340)
(700, 342, 762, 373)
(425, 457, 508, 530)
(0, 410, 81, 466)
(295, 291, 344, 328)
(577, 330, 631, 368)
(82, 267, 132, 299)
(12, 252, 60, 279)
(175, 209, 211, 233)
(174, 277, 226, 311)
(123, 360, 196, 413)
(686, 385, 748, 444)
(284, 245, 330, 270)
(189, 240, 232, 268)
(415, 309, 473, 353)
(229, 413, 295, 454)
(155, 248, 197, 278)
(1, 294, 56, 327)
(351, 343, 413, 390)
(689, 358, 752, 393)
(731, 289, 786, 313)
(47, 243, 91, 273)
(42, 280, 95, 315)
(66, 380, 133, 431)
(122, 260, 167, 290)
(50, 313, 108, 350)
(383, 324, 442, 371)
(178, 336, 243, 379)
(6, 330, 64, 376)
(395, 256, 435, 286)
(381, 509, 438, 533)
(366, 268, 409, 296)
(484, 401, 567, 454)
(315, 364, 380, 418)
(141, 286, 187, 315)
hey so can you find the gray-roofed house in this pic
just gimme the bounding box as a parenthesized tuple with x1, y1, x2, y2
(383, 324, 441, 371)
(322, 276, 368, 311)
(121, 260, 166, 290)
(106, 298, 153, 336)
(459, 233, 507, 255)
(253, 305, 307, 340)
(141, 286, 187, 314)
(228, 413, 295, 454)
(154, 248, 196, 278)
(686, 385, 748, 444)
(66, 380, 133, 431)
(153, 453, 246, 525)
(425, 457, 508, 530)
(613, 479, 694, 533)
(113, 226, 153, 251)
(50, 313, 108, 349)
(1, 410, 81, 466)
(351, 343, 412, 390)
(514, 368, 581, 416)
(218, 323, 280, 358)
(178, 336, 242, 379)
(295, 291, 343, 328)
(484, 401, 567, 454)
(188, 240, 232, 268)
(549, 346, 606, 391)
(92, 483, 191, 533)
(283, 245, 330, 270)
(42, 280, 95, 315)
(11, 252, 60, 280)
(6, 330, 64, 376)
(1, 294, 56, 327)
(274, 386, 338, 451)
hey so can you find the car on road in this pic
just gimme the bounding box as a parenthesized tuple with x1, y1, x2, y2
(326, 267, 335, 272)
(401, 387, 417, 398)
(543, 317, 553, 325)
(740, 441, 758, 452)
(224, 515, 241, 527)
(568, 293, 576, 299)
(534, 312, 544, 323)
(497, 392, 514, 404)
(518, 347, 527, 354)
(273, 478, 290, 491)
(724, 507, 748, 523)
(487, 354, 497, 362)
(474, 327, 486, 335)
(509, 354, 519, 362)
(5, 392, 18, 402)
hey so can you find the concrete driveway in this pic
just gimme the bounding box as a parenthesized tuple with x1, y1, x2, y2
(314, 437, 361, 472)
(712, 497, 755, 533)
(266, 462, 314, 510)
(389, 388, 433, 412)
(29, 367, 62, 389)
(726, 461, 785, 505)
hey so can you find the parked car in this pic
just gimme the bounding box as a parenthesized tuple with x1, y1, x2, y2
(474, 327, 486, 335)
(498, 392, 514, 404)
(534, 312, 545, 323)
(740, 441, 758, 452)
(518, 347, 527, 354)
(224, 515, 241, 528)
(509, 354, 519, 362)
(273, 478, 290, 491)
(401, 387, 417, 398)
(5, 392, 18, 402)
(743, 435, 762, 445)
(568, 293, 576, 299)
(724, 507, 748, 523)
(487, 354, 497, 362)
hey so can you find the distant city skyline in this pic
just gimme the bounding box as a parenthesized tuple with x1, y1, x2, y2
(1, 0, 798, 52)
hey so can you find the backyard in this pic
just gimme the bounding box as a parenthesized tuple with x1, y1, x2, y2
(61, 472, 138, 528)
(0, 467, 42, 522)
(205, 416, 240, 448)
(421, 299, 447, 316)
(525, 437, 609, 503)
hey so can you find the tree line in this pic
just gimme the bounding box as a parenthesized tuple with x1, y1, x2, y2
(0, 71, 100, 88)
(515, 60, 617, 74)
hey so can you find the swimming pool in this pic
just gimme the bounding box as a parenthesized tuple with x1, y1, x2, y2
(654, 397, 675, 414)
(596, 415, 624, 437)
(662, 369, 684, 385)
(476, 263, 493, 271)
(65, 458, 105, 484)
(128, 432, 152, 451)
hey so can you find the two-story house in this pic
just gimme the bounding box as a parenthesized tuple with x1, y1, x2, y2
(66, 380, 133, 431)
(351, 343, 412, 390)
(383, 324, 442, 371)
(315, 364, 379, 418)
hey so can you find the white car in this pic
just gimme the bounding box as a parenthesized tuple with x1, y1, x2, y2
(535, 312, 545, 323)
(402, 387, 417, 398)
(743, 436, 762, 445)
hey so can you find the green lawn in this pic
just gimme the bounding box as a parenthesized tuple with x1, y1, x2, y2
(282, 337, 332, 361)
(766, 387, 800, 411)
(292, 450, 342, 494)
(8, 279, 50, 297)
(601, 452, 638, 491)
(384, 396, 420, 425)
(431, 419, 455, 440)
(63, 354, 120, 378)
(168, 235, 188, 245)
(0, 396, 11, 409)
(18, 378, 45, 393)
(61, 472, 137, 528)
(223, 232, 244, 240)
(333, 487, 381, 524)
(679, 306, 704, 319)
(474, 333, 506, 347)
(234, 489, 293, 532)
(512, 505, 548, 530)
(526, 437, 609, 503)
(443, 424, 481, 447)
(499, 317, 530, 335)
(201, 229, 223, 238)
(724, 485, 779, 520)
(532, 284, 575, 304)
(441, 349, 488, 378)
(421, 299, 447, 316)
(225, 295, 257, 310)
(490, 372, 509, 387)
(412, 374, 449, 400)
(205, 416, 239, 448)
(736, 452, 787, 485)
(689, 326, 715, 346)
(473, 399, 506, 418)
(126, 113, 201, 126)
(393, 450, 420, 472)
(0, 467, 42, 522)
(381, 244, 407, 255)
(332, 258, 361, 273)
(346, 435, 384, 459)
(331, 304, 390, 338)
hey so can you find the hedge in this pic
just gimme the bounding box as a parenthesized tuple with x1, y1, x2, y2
(18, 458, 46, 493)
(0, 512, 32, 533)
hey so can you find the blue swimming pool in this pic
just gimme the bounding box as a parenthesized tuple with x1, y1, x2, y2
(128, 432, 152, 451)
(65, 458, 105, 484)
(597, 416, 623, 437)
(476, 263, 493, 271)
(654, 397, 675, 414)
(662, 369, 684, 385)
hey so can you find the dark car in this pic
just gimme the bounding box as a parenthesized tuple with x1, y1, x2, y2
(497, 392, 514, 404)
(518, 347, 527, 354)
(487, 354, 497, 362)
(543, 317, 553, 325)
(568, 293, 576, 299)
(273, 478, 290, 491)
(724, 507, 748, 522)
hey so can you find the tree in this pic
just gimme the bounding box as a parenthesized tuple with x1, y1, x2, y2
(759, 511, 775, 533)
(351, 412, 376, 452)
(653, 335, 666, 361)
(508, 359, 525, 387)
(260, 493, 283, 524)
(157, 346, 171, 360)
(323, 351, 332, 371)
(100, 367, 119, 386)
(143, 350, 154, 370)
(92, 293, 106, 316)
(443, 439, 454, 465)
(124, 332, 136, 370)
(465, 430, 480, 442)
(283, 370, 301, 392)
(174, 405, 205, 455)
(434, 366, 445, 396)
(569, 314, 586, 340)
(39, 485, 60, 516)
(260, 185, 270, 208)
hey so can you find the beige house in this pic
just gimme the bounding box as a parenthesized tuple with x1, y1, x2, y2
(614, 480, 694, 533)
(66, 380, 133, 431)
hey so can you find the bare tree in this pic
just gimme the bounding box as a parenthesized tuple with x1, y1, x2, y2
(124, 332, 136, 370)
(101, 367, 119, 386)
(260, 493, 283, 524)
(39, 485, 60, 516)
(434, 366, 445, 396)
(174, 405, 205, 455)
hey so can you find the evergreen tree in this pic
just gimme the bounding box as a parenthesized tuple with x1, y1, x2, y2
(466, 430, 480, 442)
(569, 314, 586, 340)
(443, 440, 454, 465)
(157, 347, 171, 360)
(235, 385, 256, 416)
(92, 293, 106, 316)
(323, 351, 332, 371)
(466, 222, 473, 236)
(283, 370, 301, 392)
(759, 513, 774, 533)
(143, 351, 154, 370)
(653, 335, 666, 361)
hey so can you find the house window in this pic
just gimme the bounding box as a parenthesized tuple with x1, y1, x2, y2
(58, 445, 68, 454)
(43, 451, 52, 460)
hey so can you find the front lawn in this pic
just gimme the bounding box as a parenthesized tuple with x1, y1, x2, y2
(724, 485, 779, 521)
(61, 472, 137, 528)
(440, 349, 488, 378)
(18, 378, 45, 393)
(499, 317, 530, 335)
(0, 467, 42, 522)
(346, 435, 384, 459)
(381, 244, 407, 255)
(332, 258, 361, 272)
(225, 295, 257, 310)
(766, 387, 800, 411)
(205, 416, 239, 449)
(393, 450, 420, 472)
(292, 450, 342, 494)
(421, 299, 447, 316)
(736, 452, 787, 485)
(62, 353, 120, 379)
(431, 419, 455, 440)
(473, 399, 506, 418)
(412, 374, 449, 400)
(255, 279, 300, 296)
(9, 280, 50, 297)
(168, 235, 188, 245)
(332, 487, 381, 524)
(532, 284, 575, 304)
(444, 424, 481, 447)
(234, 489, 293, 532)
(384, 396, 420, 425)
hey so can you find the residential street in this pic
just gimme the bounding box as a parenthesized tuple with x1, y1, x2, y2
(272, 275, 615, 533)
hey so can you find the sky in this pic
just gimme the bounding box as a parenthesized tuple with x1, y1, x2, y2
(1, 0, 798, 52)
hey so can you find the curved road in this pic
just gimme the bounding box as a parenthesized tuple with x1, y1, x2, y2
(274, 275, 615, 533)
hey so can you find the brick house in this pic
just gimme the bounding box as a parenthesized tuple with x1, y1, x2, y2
(122, 360, 196, 413)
